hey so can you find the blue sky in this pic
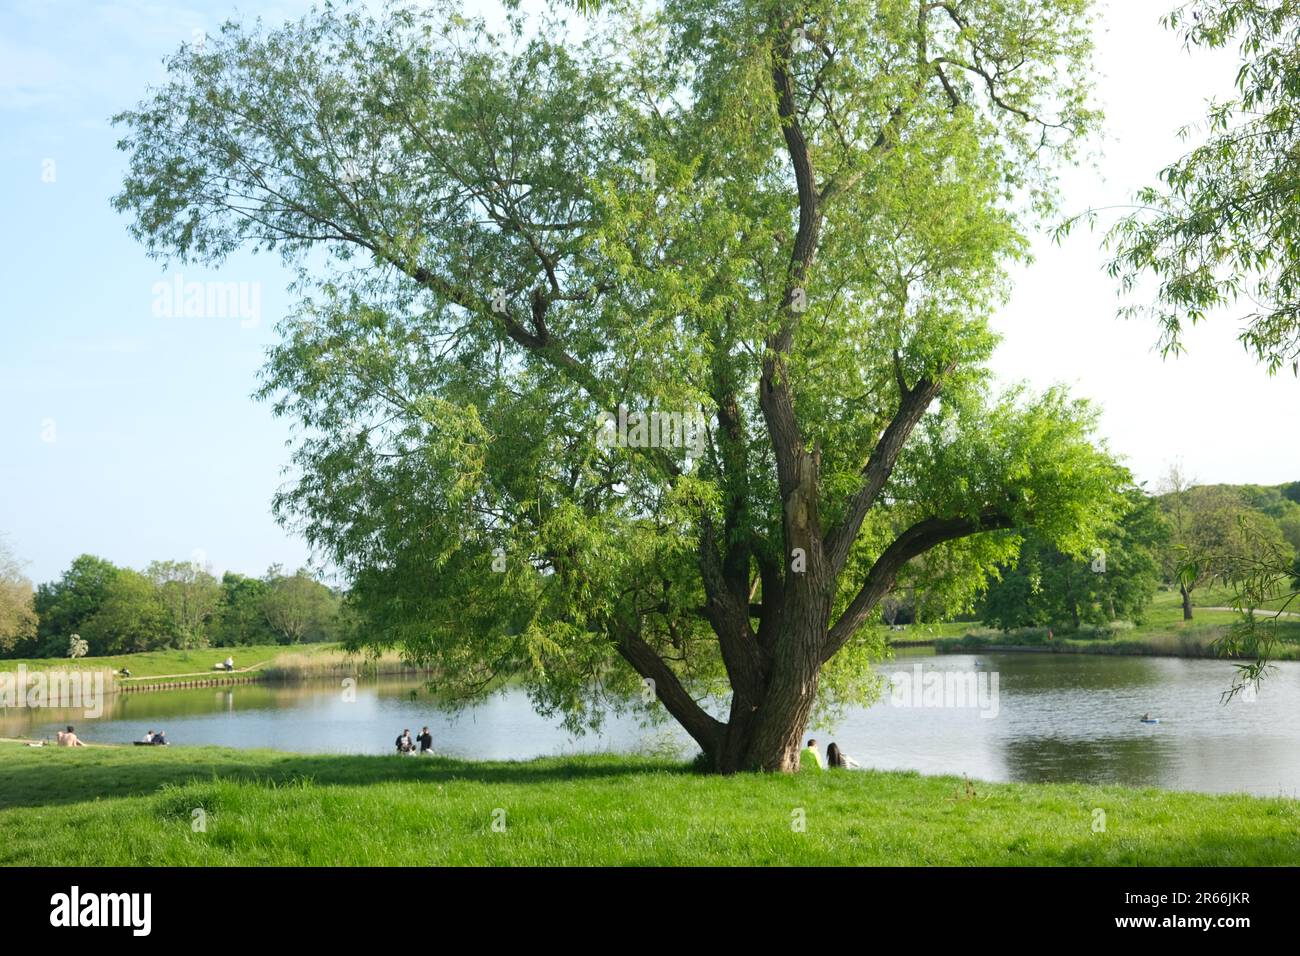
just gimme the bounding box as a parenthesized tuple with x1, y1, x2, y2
(1, 0, 1297, 586)
(1, 0, 319, 584)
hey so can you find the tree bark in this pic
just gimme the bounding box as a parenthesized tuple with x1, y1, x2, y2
(1181, 585, 1194, 621)
(712, 619, 824, 773)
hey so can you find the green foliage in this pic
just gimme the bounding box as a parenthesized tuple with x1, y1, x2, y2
(1105, 0, 1300, 373)
(77, 568, 171, 656)
(1159, 478, 1293, 600)
(32, 555, 120, 656)
(147, 560, 221, 649)
(260, 567, 342, 645)
(1282, 480, 1300, 506)
(1211, 515, 1300, 698)
(3, 557, 343, 659)
(111, 0, 1116, 746)
(981, 485, 1166, 631)
(0, 539, 38, 655)
(211, 573, 276, 647)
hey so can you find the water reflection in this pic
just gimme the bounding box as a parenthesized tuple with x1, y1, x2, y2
(4, 653, 1299, 797)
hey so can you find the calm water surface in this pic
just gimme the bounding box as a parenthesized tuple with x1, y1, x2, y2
(5, 651, 1299, 797)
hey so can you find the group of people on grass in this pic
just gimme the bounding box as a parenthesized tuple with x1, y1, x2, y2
(395, 727, 435, 755)
(802, 738, 859, 771)
(392, 728, 858, 769)
(46, 727, 168, 747)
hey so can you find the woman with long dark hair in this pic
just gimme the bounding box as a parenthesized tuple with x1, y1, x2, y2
(826, 742, 859, 769)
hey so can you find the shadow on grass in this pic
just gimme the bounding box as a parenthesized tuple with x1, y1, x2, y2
(0, 746, 692, 810)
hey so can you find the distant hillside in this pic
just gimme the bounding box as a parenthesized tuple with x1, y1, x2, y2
(1158, 481, 1300, 553)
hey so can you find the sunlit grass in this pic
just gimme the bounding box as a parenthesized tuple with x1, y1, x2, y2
(1, 743, 1296, 866)
(2, 644, 345, 677)
(921, 589, 1300, 657)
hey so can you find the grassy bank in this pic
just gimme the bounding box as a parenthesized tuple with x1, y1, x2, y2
(1, 742, 1296, 866)
(3, 644, 342, 676)
(926, 590, 1300, 659)
(0, 644, 428, 688)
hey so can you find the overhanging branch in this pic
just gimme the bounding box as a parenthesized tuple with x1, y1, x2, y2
(823, 508, 1017, 662)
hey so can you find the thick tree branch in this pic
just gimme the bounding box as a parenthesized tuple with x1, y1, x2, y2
(762, 24, 827, 605)
(615, 629, 725, 755)
(763, 26, 820, 494)
(824, 357, 955, 575)
(823, 508, 1017, 661)
(699, 516, 769, 702)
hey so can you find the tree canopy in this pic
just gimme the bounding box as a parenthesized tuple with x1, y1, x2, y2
(112, 0, 1122, 770)
(7, 555, 341, 657)
(981, 485, 1165, 631)
(0, 539, 37, 654)
(1105, 0, 1300, 374)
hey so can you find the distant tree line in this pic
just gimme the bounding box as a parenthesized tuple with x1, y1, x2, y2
(0, 547, 342, 658)
(5, 473, 1297, 656)
(975, 474, 1300, 632)
(979, 486, 1166, 631)
(863, 475, 1299, 633)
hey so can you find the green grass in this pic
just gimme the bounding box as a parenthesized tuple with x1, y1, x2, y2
(2, 644, 428, 688)
(1, 742, 1296, 866)
(3, 644, 345, 678)
(1192, 584, 1299, 615)
(885, 621, 974, 643)
(927, 589, 1300, 658)
(0, 643, 434, 689)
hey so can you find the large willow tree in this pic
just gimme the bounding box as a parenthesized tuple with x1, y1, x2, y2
(114, 0, 1122, 771)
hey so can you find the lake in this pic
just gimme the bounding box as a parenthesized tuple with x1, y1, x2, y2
(5, 651, 1299, 797)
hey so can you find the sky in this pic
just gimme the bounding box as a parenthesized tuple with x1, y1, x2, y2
(1, 0, 1296, 586)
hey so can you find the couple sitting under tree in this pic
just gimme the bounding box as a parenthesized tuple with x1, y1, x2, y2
(802, 739, 859, 771)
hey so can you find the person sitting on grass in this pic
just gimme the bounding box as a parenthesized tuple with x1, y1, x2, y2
(224, 656, 234, 672)
(142, 729, 155, 744)
(417, 726, 434, 755)
(801, 738, 824, 771)
(826, 742, 860, 769)
(56, 726, 85, 747)
(150, 730, 168, 745)
(395, 729, 415, 754)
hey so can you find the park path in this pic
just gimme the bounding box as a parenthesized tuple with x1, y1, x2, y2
(1200, 606, 1300, 619)
(118, 659, 272, 682)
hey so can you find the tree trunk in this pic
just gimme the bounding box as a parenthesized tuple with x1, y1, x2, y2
(711, 604, 826, 772)
(741, 679, 818, 771)
(1181, 585, 1194, 621)
(712, 685, 816, 773)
